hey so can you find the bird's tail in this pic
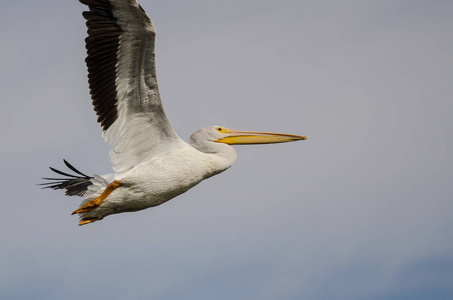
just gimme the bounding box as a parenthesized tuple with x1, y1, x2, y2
(40, 160, 94, 197)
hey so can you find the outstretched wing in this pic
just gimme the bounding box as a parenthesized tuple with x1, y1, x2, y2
(80, 0, 183, 175)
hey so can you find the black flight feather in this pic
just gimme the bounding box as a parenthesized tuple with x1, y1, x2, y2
(40, 160, 93, 197)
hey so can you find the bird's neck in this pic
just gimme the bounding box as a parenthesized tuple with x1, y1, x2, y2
(211, 145, 237, 173)
(190, 141, 238, 178)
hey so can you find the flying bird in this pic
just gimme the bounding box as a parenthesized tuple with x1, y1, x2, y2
(41, 0, 307, 226)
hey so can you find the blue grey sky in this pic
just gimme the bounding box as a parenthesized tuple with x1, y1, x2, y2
(1, 0, 452, 299)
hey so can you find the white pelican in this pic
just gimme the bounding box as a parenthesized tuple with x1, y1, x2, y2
(41, 0, 307, 226)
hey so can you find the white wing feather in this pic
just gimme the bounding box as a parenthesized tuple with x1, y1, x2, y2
(83, 0, 184, 175)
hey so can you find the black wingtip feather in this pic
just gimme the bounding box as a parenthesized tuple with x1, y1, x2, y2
(63, 159, 91, 178)
(41, 160, 94, 197)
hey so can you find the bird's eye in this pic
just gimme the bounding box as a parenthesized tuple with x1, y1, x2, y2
(217, 127, 222, 132)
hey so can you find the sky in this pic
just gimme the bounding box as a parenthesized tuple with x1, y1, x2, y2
(1, 0, 452, 299)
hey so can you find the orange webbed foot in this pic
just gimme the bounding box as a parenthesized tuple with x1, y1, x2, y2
(79, 217, 104, 226)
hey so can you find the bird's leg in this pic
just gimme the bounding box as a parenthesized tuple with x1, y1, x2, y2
(72, 180, 122, 215)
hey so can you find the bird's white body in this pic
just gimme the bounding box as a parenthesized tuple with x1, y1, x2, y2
(81, 129, 237, 220)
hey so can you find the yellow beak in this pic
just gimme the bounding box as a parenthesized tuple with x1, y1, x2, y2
(215, 128, 307, 145)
